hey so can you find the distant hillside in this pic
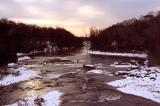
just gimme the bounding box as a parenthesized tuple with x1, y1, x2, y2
(0, 18, 83, 65)
(90, 11, 160, 56)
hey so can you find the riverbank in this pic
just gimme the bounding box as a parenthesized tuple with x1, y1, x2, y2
(108, 66, 160, 103)
(88, 50, 147, 59)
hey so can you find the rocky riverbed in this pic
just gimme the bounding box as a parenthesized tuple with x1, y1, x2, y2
(0, 47, 160, 106)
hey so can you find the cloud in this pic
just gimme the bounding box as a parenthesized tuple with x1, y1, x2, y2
(0, 0, 160, 36)
(14, 0, 34, 3)
(77, 5, 104, 18)
(102, 0, 160, 20)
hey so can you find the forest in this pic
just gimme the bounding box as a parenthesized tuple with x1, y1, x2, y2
(90, 11, 160, 57)
(0, 18, 83, 65)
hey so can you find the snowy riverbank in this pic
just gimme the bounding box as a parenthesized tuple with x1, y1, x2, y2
(0, 67, 38, 86)
(88, 50, 147, 59)
(108, 66, 160, 103)
(6, 90, 63, 106)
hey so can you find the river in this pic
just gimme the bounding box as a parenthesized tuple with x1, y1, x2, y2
(0, 44, 159, 106)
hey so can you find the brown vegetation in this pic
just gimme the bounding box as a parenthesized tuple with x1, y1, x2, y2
(0, 19, 83, 65)
(90, 11, 160, 56)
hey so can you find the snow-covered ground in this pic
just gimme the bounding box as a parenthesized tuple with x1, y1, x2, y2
(88, 50, 147, 59)
(0, 67, 38, 86)
(6, 90, 63, 106)
(108, 67, 160, 103)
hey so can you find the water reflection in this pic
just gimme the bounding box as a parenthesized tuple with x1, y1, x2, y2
(19, 79, 44, 97)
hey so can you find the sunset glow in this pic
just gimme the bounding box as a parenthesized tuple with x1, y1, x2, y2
(1, 0, 160, 36)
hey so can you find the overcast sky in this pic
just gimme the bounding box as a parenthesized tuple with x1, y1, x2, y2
(0, 0, 160, 36)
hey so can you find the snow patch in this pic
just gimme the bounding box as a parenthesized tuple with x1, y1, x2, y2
(0, 67, 38, 86)
(110, 63, 138, 68)
(6, 90, 63, 106)
(16, 53, 26, 57)
(84, 64, 95, 68)
(7, 63, 17, 67)
(88, 50, 147, 59)
(108, 67, 160, 103)
(87, 70, 103, 74)
(18, 56, 31, 61)
(115, 71, 131, 75)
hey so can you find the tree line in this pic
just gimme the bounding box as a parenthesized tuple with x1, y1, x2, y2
(0, 18, 83, 65)
(90, 11, 160, 56)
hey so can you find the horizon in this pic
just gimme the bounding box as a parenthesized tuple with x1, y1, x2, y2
(1, 0, 160, 36)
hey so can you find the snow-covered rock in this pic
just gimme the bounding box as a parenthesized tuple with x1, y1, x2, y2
(88, 50, 147, 59)
(108, 67, 160, 103)
(83, 64, 96, 70)
(0, 67, 38, 86)
(6, 90, 63, 106)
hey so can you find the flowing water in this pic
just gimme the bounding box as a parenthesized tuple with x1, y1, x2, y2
(0, 45, 159, 106)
